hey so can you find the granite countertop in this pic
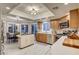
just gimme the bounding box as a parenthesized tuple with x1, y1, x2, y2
(37, 32, 52, 34)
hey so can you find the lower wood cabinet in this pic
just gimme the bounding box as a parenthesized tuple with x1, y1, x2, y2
(36, 33, 47, 43)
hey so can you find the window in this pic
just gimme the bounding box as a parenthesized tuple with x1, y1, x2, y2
(8, 24, 17, 33)
(42, 22, 50, 32)
(21, 24, 28, 34)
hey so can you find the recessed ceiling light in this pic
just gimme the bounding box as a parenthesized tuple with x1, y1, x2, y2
(6, 7, 10, 10)
(52, 6, 59, 10)
(64, 3, 68, 5)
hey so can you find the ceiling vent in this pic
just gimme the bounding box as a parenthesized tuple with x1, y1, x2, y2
(52, 6, 59, 10)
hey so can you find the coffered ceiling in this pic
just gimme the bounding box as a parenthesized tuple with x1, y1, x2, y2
(9, 3, 54, 20)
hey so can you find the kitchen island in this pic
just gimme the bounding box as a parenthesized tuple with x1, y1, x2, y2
(36, 32, 56, 45)
(18, 34, 34, 49)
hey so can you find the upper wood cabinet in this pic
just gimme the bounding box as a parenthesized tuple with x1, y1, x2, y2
(70, 9, 79, 28)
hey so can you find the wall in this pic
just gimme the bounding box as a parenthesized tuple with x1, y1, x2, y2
(50, 15, 70, 30)
(50, 20, 59, 30)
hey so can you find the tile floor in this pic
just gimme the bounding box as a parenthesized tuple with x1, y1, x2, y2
(4, 42, 51, 55)
(4, 36, 79, 55)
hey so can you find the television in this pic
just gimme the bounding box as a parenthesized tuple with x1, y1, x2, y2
(60, 20, 69, 29)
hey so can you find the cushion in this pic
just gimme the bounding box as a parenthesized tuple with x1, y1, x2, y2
(63, 38, 79, 48)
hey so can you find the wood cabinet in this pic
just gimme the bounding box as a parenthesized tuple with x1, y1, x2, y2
(36, 33, 56, 44)
(70, 9, 79, 28)
(50, 20, 59, 30)
(36, 33, 47, 43)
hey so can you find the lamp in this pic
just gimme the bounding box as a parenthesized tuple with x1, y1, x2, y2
(26, 6, 39, 15)
(30, 8, 39, 15)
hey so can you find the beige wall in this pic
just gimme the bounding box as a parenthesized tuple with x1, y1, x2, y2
(50, 15, 70, 30)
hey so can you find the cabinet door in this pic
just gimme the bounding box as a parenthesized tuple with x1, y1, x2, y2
(36, 33, 40, 41)
(42, 34, 47, 43)
(36, 33, 47, 43)
(70, 9, 79, 28)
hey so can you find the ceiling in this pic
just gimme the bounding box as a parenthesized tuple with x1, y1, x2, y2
(44, 3, 79, 19)
(0, 3, 19, 15)
(16, 3, 49, 15)
(9, 3, 54, 20)
(0, 3, 79, 20)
